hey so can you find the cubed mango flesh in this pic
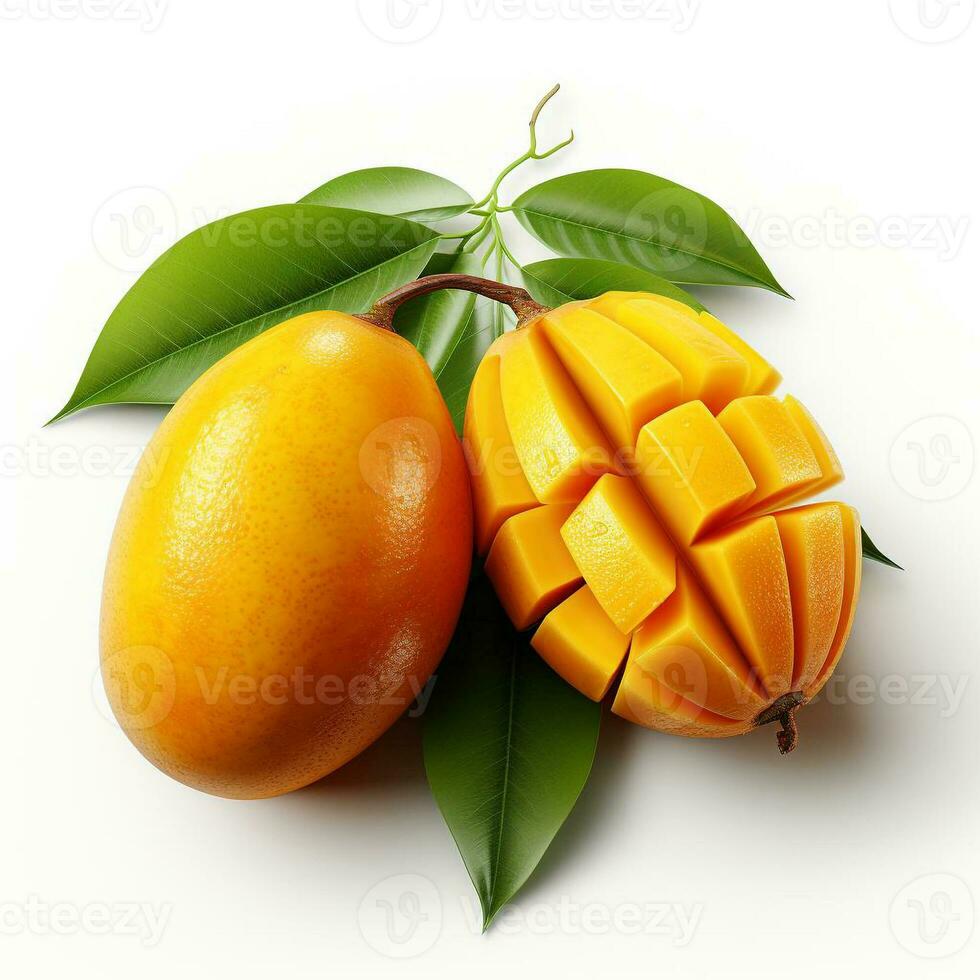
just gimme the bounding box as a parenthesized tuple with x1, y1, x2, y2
(485, 504, 581, 630)
(560, 474, 676, 633)
(466, 290, 862, 744)
(532, 586, 631, 701)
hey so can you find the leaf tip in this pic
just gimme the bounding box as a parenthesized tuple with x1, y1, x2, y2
(861, 527, 904, 571)
(877, 554, 905, 571)
(45, 403, 74, 427)
(481, 899, 503, 934)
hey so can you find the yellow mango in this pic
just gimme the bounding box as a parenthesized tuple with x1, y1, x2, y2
(102, 311, 472, 799)
(465, 286, 863, 753)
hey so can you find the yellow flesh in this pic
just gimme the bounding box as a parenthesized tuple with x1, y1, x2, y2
(466, 292, 861, 736)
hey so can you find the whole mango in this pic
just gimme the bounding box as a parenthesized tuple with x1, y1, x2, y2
(464, 289, 860, 752)
(102, 310, 472, 798)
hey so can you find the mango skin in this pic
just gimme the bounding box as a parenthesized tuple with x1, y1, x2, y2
(101, 311, 472, 799)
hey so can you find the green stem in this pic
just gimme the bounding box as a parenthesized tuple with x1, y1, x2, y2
(491, 215, 520, 268)
(462, 218, 494, 255)
(471, 84, 574, 211)
(436, 85, 574, 323)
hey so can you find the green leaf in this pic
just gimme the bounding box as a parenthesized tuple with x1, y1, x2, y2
(440, 293, 497, 434)
(53, 205, 439, 421)
(521, 257, 706, 312)
(861, 527, 903, 570)
(424, 574, 601, 930)
(300, 167, 473, 223)
(394, 251, 495, 434)
(512, 168, 790, 296)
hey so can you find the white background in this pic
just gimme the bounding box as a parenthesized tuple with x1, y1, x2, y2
(2, 1, 978, 976)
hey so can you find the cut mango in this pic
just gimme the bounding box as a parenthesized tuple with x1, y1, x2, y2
(463, 350, 539, 555)
(542, 303, 683, 452)
(485, 504, 582, 630)
(717, 396, 823, 517)
(499, 322, 617, 503)
(560, 474, 676, 634)
(462, 285, 862, 751)
(591, 294, 749, 414)
(634, 401, 756, 545)
(532, 585, 630, 701)
(690, 516, 794, 695)
(774, 503, 846, 688)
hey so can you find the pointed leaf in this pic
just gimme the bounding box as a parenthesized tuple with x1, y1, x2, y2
(521, 257, 706, 311)
(438, 292, 496, 434)
(300, 167, 473, 223)
(512, 168, 789, 296)
(862, 527, 903, 570)
(424, 575, 601, 930)
(53, 205, 439, 421)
